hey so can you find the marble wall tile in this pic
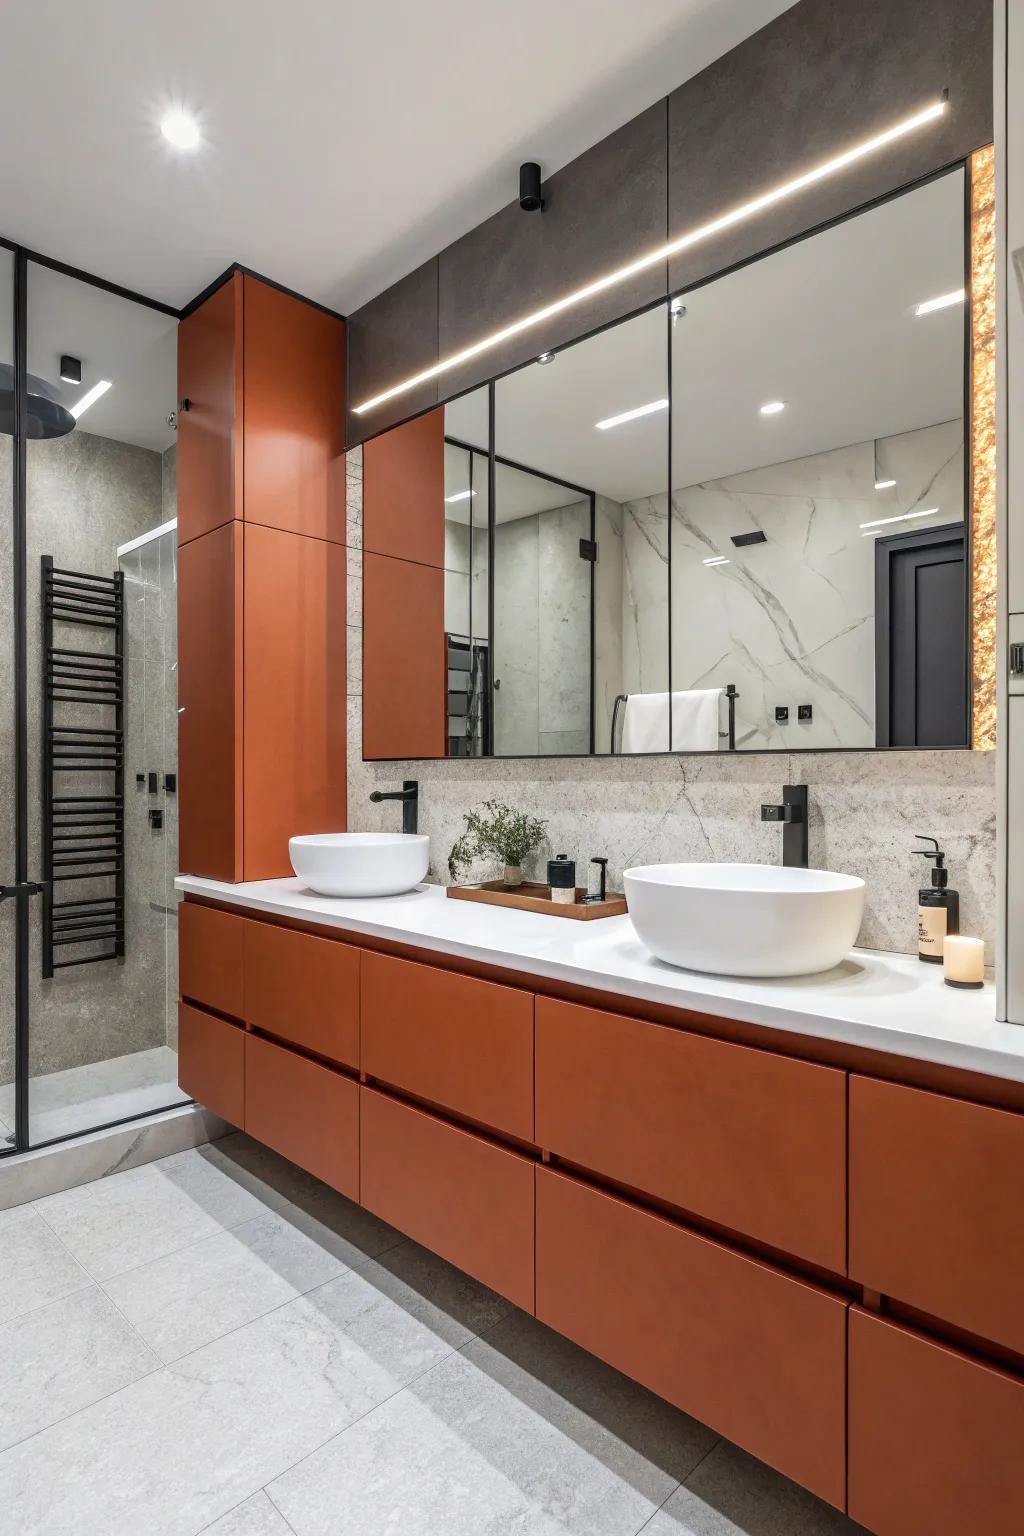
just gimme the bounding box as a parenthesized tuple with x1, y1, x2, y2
(493, 515, 540, 755)
(622, 495, 669, 695)
(594, 495, 624, 753)
(664, 420, 964, 751)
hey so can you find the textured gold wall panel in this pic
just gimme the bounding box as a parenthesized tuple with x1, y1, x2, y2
(970, 144, 996, 752)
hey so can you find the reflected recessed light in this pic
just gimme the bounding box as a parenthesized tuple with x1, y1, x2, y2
(70, 380, 112, 419)
(161, 109, 200, 150)
(594, 398, 668, 431)
(59, 354, 82, 384)
(860, 507, 938, 531)
(703, 556, 730, 566)
(537, 353, 553, 364)
(444, 490, 475, 503)
(353, 99, 947, 415)
(914, 288, 965, 316)
(759, 400, 786, 416)
(874, 478, 897, 490)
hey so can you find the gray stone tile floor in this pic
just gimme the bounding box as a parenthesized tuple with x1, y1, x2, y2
(0, 1132, 868, 1535)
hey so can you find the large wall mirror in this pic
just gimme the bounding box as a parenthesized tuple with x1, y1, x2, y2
(363, 165, 978, 759)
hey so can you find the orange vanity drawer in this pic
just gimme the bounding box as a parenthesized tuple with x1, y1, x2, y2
(848, 1307, 1024, 1536)
(244, 920, 359, 1069)
(179, 901, 246, 1019)
(360, 1088, 535, 1311)
(849, 1075, 1024, 1354)
(177, 1002, 245, 1125)
(360, 950, 534, 1140)
(244, 1033, 359, 1199)
(536, 1167, 847, 1509)
(535, 997, 847, 1272)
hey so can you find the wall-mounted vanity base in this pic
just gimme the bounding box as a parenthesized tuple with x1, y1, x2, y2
(177, 888, 1024, 1536)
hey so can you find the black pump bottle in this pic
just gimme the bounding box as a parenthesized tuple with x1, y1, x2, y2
(914, 835, 959, 964)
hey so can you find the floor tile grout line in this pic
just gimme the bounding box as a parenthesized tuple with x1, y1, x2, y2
(0, 1349, 167, 1460)
(630, 1437, 725, 1536)
(262, 1485, 301, 1536)
(247, 1305, 518, 1512)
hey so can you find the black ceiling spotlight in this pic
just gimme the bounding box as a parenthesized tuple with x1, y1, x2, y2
(59, 354, 82, 384)
(0, 365, 76, 439)
(519, 162, 544, 213)
(731, 529, 768, 548)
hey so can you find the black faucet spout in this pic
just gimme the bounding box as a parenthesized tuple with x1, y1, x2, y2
(760, 784, 808, 868)
(370, 779, 419, 835)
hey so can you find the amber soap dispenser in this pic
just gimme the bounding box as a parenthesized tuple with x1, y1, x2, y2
(914, 835, 959, 964)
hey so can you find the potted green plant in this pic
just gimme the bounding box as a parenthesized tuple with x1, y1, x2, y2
(448, 800, 547, 887)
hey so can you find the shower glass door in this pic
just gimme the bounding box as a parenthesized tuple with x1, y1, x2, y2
(0, 245, 18, 1150)
(3, 255, 187, 1150)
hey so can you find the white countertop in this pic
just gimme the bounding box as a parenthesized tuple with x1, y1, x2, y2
(175, 875, 1020, 1084)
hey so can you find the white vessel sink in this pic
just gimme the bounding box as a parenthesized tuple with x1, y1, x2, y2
(289, 832, 430, 898)
(623, 862, 865, 978)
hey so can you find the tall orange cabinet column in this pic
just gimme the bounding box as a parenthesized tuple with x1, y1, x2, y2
(177, 272, 347, 880)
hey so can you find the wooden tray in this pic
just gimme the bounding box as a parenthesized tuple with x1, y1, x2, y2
(447, 879, 627, 920)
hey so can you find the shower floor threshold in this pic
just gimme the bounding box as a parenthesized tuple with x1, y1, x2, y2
(0, 1045, 189, 1147)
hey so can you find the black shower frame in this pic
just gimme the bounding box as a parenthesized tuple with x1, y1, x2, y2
(0, 236, 184, 1159)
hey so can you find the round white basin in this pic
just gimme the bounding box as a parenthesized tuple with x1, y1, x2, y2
(623, 862, 865, 978)
(289, 832, 430, 898)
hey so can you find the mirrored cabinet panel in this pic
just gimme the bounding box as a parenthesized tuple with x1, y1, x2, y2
(362, 166, 971, 759)
(670, 167, 967, 751)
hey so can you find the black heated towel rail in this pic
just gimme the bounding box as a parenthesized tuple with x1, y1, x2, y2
(41, 557, 126, 975)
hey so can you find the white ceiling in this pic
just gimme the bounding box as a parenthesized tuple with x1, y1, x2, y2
(0, 0, 794, 315)
(451, 169, 966, 503)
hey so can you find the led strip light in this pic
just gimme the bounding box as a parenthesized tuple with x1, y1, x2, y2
(353, 99, 947, 417)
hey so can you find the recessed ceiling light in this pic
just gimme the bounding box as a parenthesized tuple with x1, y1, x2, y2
(914, 288, 965, 316)
(353, 99, 947, 416)
(59, 354, 82, 384)
(594, 399, 668, 431)
(759, 400, 786, 416)
(859, 507, 938, 531)
(70, 380, 112, 419)
(536, 352, 553, 364)
(703, 556, 730, 566)
(444, 490, 475, 503)
(874, 478, 897, 490)
(161, 109, 200, 151)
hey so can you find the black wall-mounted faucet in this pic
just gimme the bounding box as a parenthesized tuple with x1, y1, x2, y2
(760, 784, 808, 868)
(370, 779, 419, 835)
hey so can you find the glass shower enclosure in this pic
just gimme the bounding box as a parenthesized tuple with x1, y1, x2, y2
(0, 243, 188, 1153)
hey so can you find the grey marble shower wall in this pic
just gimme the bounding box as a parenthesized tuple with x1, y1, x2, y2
(0, 430, 177, 1088)
(346, 444, 996, 961)
(619, 420, 965, 751)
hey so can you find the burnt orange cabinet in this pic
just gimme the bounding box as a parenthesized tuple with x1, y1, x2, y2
(848, 1307, 1024, 1536)
(178, 901, 246, 1020)
(176, 272, 347, 881)
(244, 1034, 358, 1199)
(242, 276, 345, 542)
(363, 409, 444, 566)
(536, 1167, 847, 1508)
(177, 273, 242, 546)
(361, 950, 533, 1138)
(362, 552, 445, 760)
(178, 1003, 245, 1126)
(241, 524, 346, 878)
(244, 920, 359, 1068)
(849, 1075, 1024, 1354)
(360, 1087, 535, 1311)
(535, 997, 847, 1272)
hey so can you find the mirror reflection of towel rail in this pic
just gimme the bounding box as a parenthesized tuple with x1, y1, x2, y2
(611, 685, 738, 753)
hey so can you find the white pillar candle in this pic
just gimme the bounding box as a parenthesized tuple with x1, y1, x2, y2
(943, 935, 985, 989)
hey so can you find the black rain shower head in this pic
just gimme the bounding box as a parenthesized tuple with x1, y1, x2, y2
(0, 363, 76, 439)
